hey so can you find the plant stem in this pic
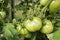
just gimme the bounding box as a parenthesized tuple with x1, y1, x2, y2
(40, 0, 52, 19)
(31, 33, 37, 40)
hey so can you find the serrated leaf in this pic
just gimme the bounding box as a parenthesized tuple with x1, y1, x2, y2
(3, 23, 18, 40)
(3, 29, 13, 40)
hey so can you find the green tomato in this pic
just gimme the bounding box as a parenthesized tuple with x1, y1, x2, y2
(16, 24, 22, 34)
(28, 3, 32, 7)
(40, 0, 49, 6)
(16, 24, 29, 35)
(0, 11, 6, 20)
(20, 28, 29, 35)
(13, 19, 17, 24)
(24, 17, 42, 32)
(41, 19, 54, 34)
(49, 0, 60, 13)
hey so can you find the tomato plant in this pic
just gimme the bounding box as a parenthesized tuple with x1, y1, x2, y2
(24, 17, 42, 32)
(0, 0, 60, 40)
(41, 19, 54, 34)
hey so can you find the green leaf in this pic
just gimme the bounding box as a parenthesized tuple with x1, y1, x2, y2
(50, 27, 60, 40)
(3, 29, 13, 40)
(3, 23, 18, 40)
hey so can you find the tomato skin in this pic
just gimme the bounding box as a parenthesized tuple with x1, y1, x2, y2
(41, 19, 54, 34)
(0, 11, 6, 20)
(40, 0, 49, 6)
(16, 24, 29, 35)
(13, 19, 17, 24)
(49, 0, 60, 13)
(24, 17, 42, 32)
(20, 28, 29, 35)
(16, 24, 22, 34)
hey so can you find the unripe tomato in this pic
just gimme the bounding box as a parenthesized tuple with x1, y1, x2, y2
(49, 0, 60, 13)
(0, 11, 6, 20)
(16, 24, 22, 34)
(41, 19, 54, 34)
(40, 0, 49, 6)
(13, 19, 17, 24)
(24, 17, 42, 32)
(20, 28, 29, 35)
(16, 24, 29, 35)
(28, 3, 32, 7)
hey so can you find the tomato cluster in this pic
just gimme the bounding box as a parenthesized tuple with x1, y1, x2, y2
(16, 17, 53, 35)
(15, 0, 60, 38)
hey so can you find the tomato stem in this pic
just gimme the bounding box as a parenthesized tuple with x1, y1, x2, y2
(40, 0, 52, 19)
(31, 32, 37, 40)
